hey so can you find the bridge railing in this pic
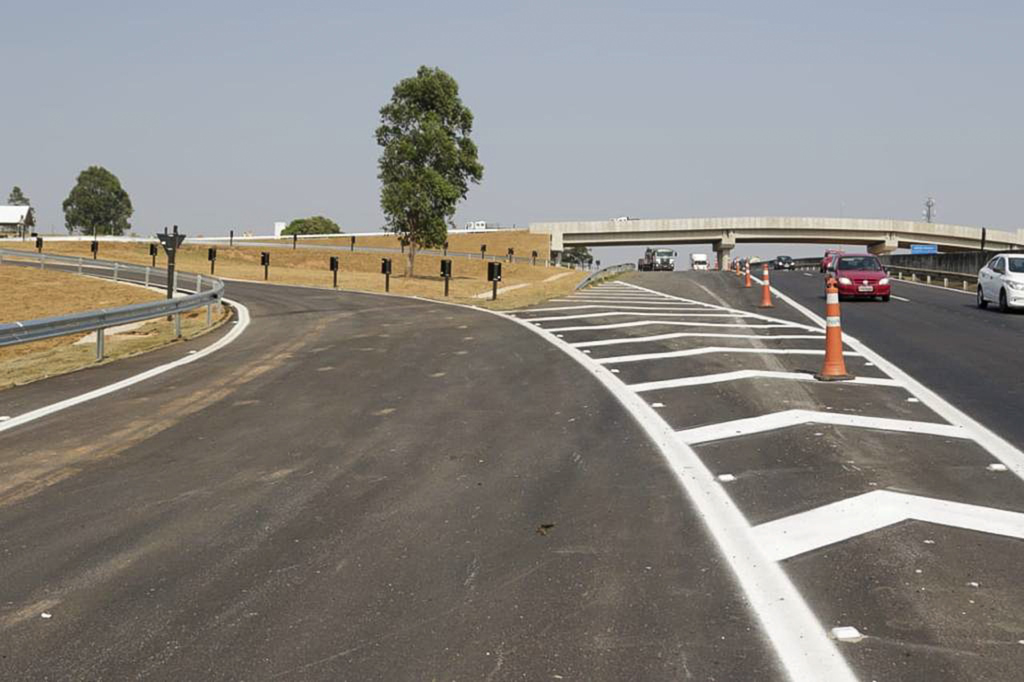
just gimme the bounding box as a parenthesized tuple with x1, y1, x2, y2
(0, 248, 224, 359)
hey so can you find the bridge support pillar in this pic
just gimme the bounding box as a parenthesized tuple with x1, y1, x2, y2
(713, 235, 736, 270)
(868, 235, 899, 256)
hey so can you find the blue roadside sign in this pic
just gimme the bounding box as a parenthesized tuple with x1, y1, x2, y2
(910, 244, 938, 254)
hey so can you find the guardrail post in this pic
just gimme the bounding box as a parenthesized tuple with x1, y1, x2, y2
(196, 274, 203, 293)
(77, 257, 83, 274)
(96, 328, 105, 361)
(174, 313, 182, 338)
(145, 267, 151, 288)
(206, 303, 212, 327)
(943, 277, 948, 288)
(113, 262, 119, 282)
(962, 280, 968, 291)
(926, 274, 932, 285)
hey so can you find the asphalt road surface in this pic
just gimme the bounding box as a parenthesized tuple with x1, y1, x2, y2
(0, 277, 778, 681)
(768, 270, 1024, 447)
(3, 265, 1024, 681)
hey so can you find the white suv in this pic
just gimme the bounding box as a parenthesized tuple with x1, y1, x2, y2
(977, 253, 1024, 312)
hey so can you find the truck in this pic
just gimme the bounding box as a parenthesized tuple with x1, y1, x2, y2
(690, 253, 709, 271)
(637, 247, 676, 272)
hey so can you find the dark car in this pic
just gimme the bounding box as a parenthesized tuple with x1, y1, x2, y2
(774, 255, 794, 270)
(826, 253, 891, 301)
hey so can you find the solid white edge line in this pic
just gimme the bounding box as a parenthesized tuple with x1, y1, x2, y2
(488, 311, 858, 681)
(761, 275, 1024, 481)
(0, 298, 251, 434)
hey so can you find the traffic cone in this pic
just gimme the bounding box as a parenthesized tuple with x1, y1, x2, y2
(815, 279, 854, 381)
(734, 260, 740, 276)
(759, 264, 774, 307)
(744, 264, 752, 288)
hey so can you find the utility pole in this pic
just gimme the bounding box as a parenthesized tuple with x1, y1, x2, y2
(923, 196, 936, 223)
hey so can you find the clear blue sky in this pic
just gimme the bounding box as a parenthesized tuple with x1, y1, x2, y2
(3, 1, 1022, 262)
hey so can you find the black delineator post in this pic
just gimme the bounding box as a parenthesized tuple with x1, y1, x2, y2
(443, 241, 449, 256)
(531, 250, 538, 266)
(35, 237, 43, 253)
(488, 261, 502, 301)
(229, 229, 234, 247)
(481, 244, 487, 260)
(329, 256, 339, 288)
(381, 257, 392, 292)
(507, 247, 514, 263)
(149, 243, 158, 267)
(981, 227, 988, 252)
(208, 247, 217, 274)
(441, 259, 452, 297)
(261, 251, 270, 280)
(350, 235, 356, 252)
(293, 233, 298, 250)
(157, 225, 186, 316)
(91, 239, 99, 259)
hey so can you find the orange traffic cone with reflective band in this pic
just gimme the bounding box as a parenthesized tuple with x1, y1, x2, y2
(759, 264, 774, 307)
(815, 279, 854, 381)
(744, 264, 752, 288)
(734, 260, 740, 276)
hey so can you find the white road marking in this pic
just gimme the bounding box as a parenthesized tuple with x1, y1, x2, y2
(572, 332, 823, 348)
(493, 307, 858, 681)
(630, 370, 900, 392)
(520, 304, 712, 313)
(524, 311, 748, 322)
(543, 271, 575, 282)
(598, 347, 842, 365)
(891, 295, 911, 302)
(760, 274, 1024, 481)
(677, 409, 965, 445)
(545, 320, 799, 332)
(0, 299, 251, 434)
(753, 490, 1024, 561)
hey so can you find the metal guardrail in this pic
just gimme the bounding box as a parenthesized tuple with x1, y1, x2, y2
(576, 262, 637, 290)
(0, 248, 224, 358)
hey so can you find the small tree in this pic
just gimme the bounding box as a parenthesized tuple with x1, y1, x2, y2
(376, 66, 483, 277)
(7, 186, 34, 237)
(282, 216, 342, 235)
(561, 246, 593, 267)
(62, 166, 133, 235)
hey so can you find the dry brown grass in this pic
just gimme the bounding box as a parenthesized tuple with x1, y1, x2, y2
(0, 265, 230, 390)
(276, 229, 552, 259)
(6, 241, 585, 310)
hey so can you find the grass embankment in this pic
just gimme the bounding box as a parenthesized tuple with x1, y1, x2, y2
(289, 230, 553, 259)
(7, 238, 584, 310)
(0, 266, 229, 390)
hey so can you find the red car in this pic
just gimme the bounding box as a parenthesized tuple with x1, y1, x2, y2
(825, 253, 891, 301)
(820, 249, 843, 272)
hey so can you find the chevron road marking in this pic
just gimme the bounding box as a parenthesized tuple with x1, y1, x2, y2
(597, 347, 845, 365)
(677, 409, 966, 445)
(572, 332, 824, 348)
(544, 320, 801, 332)
(630, 370, 901, 391)
(753, 490, 1024, 561)
(524, 311, 752, 322)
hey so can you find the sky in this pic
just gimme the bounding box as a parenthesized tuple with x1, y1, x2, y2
(3, 0, 1022, 265)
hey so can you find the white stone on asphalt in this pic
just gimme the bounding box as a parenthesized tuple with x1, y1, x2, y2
(830, 626, 863, 642)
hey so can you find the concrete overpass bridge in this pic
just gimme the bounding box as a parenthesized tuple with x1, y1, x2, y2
(529, 216, 1024, 268)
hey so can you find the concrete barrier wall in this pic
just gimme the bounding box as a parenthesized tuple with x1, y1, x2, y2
(877, 251, 995, 275)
